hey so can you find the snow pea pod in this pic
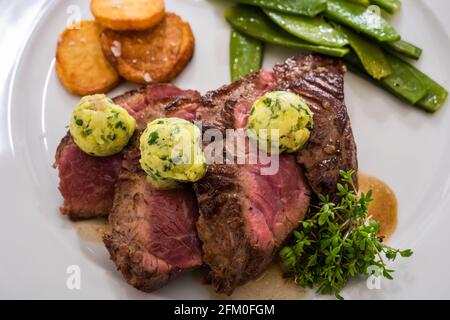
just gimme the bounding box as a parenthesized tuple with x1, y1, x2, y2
(264, 9, 348, 48)
(384, 40, 422, 60)
(325, 0, 400, 42)
(225, 5, 349, 57)
(230, 0, 327, 17)
(345, 52, 428, 108)
(370, 0, 401, 14)
(413, 65, 448, 112)
(230, 29, 264, 81)
(381, 53, 428, 105)
(337, 25, 391, 79)
(348, 0, 370, 5)
(348, 51, 448, 112)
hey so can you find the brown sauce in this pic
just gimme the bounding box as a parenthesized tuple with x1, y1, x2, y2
(209, 264, 306, 300)
(72, 217, 111, 243)
(358, 173, 398, 241)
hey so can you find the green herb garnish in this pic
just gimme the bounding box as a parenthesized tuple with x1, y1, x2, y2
(280, 170, 412, 299)
(147, 131, 159, 145)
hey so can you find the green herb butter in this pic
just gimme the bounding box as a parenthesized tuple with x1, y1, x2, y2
(69, 94, 136, 157)
(139, 118, 206, 189)
(247, 91, 314, 154)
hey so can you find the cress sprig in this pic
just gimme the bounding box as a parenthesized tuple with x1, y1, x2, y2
(280, 170, 413, 299)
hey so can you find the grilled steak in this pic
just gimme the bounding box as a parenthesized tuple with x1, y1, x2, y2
(54, 84, 198, 220)
(54, 54, 357, 294)
(274, 54, 358, 196)
(104, 137, 202, 293)
(195, 157, 311, 294)
(194, 54, 357, 294)
(193, 71, 311, 294)
(104, 87, 203, 292)
(115, 84, 200, 129)
(54, 134, 122, 220)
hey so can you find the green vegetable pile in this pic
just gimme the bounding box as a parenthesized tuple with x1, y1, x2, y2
(280, 170, 413, 299)
(225, 0, 448, 112)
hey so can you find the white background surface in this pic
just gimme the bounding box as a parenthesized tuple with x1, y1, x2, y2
(0, 0, 449, 299)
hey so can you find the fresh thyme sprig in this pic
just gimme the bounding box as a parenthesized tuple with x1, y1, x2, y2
(280, 170, 413, 299)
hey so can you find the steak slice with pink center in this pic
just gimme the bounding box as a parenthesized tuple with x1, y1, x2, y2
(193, 71, 311, 294)
(54, 134, 123, 220)
(195, 54, 357, 294)
(104, 91, 204, 292)
(104, 144, 202, 292)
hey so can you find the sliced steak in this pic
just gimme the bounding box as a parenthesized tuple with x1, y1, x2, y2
(54, 84, 199, 220)
(193, 71, 311, 294)
(274, 54, 358, 196)
(195, 157, 310, 294)
(116, 84, 200, 129)
(104, 92, 203, 293)
(197, 70, 276, 132)
(104, 137, 202, 292)
(54, 134, 122, 220)
(194, 54, 357, 294)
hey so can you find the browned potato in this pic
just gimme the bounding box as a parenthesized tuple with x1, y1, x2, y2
(91, 0, 165, 31)
(100, 13, 195, 85)
(56, 21, 120, 96)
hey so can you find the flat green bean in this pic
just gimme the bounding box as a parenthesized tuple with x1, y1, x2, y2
(370, 0, 401, 14)
(337, 25, 391, 79)
(345, 51, 448, 112)
(230, 0, 326, 17)
(225, 5, 349, 57)
(230, 29, 264, 81)
(325, 0, 400, 42)
(413, 66, 449, 112)
(384, 40, 422, 60)
(348, 0, 370, 5)
(264, 9, 348, 48)
(382, 53, 428, 105)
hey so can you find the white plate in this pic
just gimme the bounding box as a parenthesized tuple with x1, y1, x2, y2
(1, 0, 450, 299)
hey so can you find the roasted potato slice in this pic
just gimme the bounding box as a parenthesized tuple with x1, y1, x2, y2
(91, 0, 165, 31)
(100, 13, 195, 85)
(56, 21, 120, 96)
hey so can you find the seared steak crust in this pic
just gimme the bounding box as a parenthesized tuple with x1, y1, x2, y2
(274, 54, 358, 196)
(193, 165, 250, 292)
(199, 70, 276, 131)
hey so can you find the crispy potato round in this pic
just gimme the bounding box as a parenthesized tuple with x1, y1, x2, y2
(91, 0, 165, 31)
(56, 21, 120, 96)
(100, 13, 195, 85)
